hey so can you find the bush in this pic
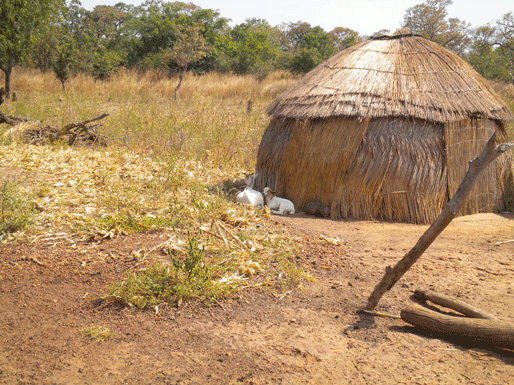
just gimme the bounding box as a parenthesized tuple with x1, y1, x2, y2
(109, 234, 226, 308)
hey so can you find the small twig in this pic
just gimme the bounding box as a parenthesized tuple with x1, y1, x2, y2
(495, 239, 514, 246)
(202, 228, 224, 241)
(274, 290, 291, 300)
(128, 235, 179, 270)
(40, 235, 73, 242)
(10, 256, 48, 267)
(476, 267, 505, 276)
(216, 219, 247, 248)
(142, 235, 176, 260)
(214, 220, 231, 249)
(213, 298, 225, 310)
(358, 309, 402, 320)
(378, 190, 406, 196)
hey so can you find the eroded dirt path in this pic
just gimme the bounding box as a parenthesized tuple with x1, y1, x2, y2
(1, 213, 514, 384)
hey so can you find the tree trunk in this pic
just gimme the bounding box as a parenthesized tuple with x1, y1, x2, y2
(510, 59, 514, 86)
(4, 58, 13, 98)
(401, 303, 514, 349)
(174, 66, 187, 100)
(365, 133, 514, 310)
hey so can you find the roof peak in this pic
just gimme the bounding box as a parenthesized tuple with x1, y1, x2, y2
(370, 28, 422, 40)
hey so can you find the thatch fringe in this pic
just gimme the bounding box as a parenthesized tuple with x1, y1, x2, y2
(254, 118, 294, 192)
(445, 119, 512, 215)
(256, 116, 512, 224)
(332, 118, 448, 224)
(267, 35, 513, 124)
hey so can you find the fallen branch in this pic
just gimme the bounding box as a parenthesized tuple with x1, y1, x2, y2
(56, 113, 110, 139)
(358, 309, 402, 320)
(0, 110, 38, 126)
(495, 239, 514, 246)
(413, 289, 499, 320)
(401, 303, 514, 349)
(365, 133, 514, 311)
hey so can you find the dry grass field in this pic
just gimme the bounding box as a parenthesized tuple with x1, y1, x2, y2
(1, 68, 514, 384)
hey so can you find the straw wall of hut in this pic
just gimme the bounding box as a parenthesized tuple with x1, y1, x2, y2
(255, 31, 513, 224)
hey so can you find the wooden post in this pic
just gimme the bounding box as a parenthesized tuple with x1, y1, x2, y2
(365, 133, 514, 311)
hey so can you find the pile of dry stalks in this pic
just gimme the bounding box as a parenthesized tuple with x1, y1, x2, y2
(0, 111, 109, 146)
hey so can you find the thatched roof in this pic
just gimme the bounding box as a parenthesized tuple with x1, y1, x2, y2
(267, 31, 513, 123)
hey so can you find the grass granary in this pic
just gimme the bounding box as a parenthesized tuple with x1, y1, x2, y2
(255, 30, 514, 224)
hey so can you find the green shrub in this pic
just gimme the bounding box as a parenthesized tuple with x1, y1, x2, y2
(0, 180, 35, 235)
(109, 233, 227, 308)
(80, 325, 114, 341)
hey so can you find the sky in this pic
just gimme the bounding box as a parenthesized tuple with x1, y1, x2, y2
(80, 0, 513, 36)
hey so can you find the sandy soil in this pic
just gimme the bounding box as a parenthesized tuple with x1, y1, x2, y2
(1, 211, 514, 384)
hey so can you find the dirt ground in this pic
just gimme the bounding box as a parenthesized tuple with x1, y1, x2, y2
(1, 210, 514, 384)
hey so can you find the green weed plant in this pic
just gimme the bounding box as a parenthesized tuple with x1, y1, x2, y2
(110, 233, 228, 308)
(0, 180, 35, 235)
(80, 325, 114, 341)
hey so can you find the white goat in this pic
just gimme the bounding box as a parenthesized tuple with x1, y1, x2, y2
(263, 187, 295, 215)
(236, 173, 264, 209)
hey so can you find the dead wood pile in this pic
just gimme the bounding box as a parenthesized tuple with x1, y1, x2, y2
(0, 111, 110, 147)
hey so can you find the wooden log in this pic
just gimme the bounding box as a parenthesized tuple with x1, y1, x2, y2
(414, 290, 499, 321)
(401, 303, 514, 349)
(365, 133, 514, 310)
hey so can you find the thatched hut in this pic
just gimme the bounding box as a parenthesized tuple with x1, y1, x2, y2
(256, 30, 513, 224)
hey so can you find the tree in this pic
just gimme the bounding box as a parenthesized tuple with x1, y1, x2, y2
(493, 12, 514, 83)
(284, 23, 335, 73)
(216, 18, 279, 78)
(465, 25, 510, 82)
(52, 40, 74, 90)
(284, 22, 313, 51)
(328, 27, 361, 52)
(0, 0, 64, 97)
(167, 23, 211, 99)
(124, 1, 227, 72)
(465, 13, 514, 84)
(402, 0, 470, 55)
(31, 21, 61, 72)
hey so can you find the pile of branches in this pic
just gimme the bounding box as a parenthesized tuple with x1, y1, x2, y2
(0, 111, 110, 147)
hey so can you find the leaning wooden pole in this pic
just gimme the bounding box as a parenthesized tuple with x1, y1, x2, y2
(365, 133, 514, 311)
